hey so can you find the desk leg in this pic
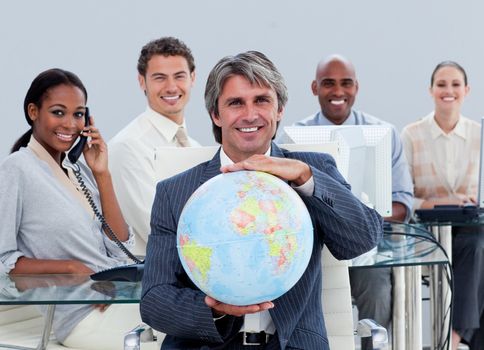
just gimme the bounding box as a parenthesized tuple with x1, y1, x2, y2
(439, 226, 452, 350)
(405, 265, 422, 350)
(0, 305, 55, 350)
(430, 225, 452, 350)
(37, 305, 56, 350)
(392, 266, 406, 350)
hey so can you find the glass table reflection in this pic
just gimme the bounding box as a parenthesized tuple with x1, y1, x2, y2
(0, 274, 141, 350)
(0, 274, 141, 305)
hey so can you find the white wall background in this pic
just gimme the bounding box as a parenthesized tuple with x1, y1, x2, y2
(1, 0, 484, 159)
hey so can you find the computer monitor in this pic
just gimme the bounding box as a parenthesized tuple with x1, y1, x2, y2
(283, 125, 393, 217)
(478, 117, 484, 208)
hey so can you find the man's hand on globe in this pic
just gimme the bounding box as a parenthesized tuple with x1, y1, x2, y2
(220, 154, 312, 186)
(205, 296, 274, 318)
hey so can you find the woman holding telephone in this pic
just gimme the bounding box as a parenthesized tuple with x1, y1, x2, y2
(0, 69, 143, 349)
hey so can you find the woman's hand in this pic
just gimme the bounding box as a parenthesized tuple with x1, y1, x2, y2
(82, 116, 109, 176)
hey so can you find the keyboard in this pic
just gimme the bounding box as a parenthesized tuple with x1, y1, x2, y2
(415, 204, 480, 223)
(90, 263, 144, 282)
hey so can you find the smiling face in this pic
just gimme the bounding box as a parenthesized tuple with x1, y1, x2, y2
(29, 84, 87, 163)
(430, 66, 469, 114)
(138, 54, 195, 124)
(311, 58, 358, 124)
(211, 75, 283, 163)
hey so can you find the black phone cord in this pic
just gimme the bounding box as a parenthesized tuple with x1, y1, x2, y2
(72, 164, 142, 264)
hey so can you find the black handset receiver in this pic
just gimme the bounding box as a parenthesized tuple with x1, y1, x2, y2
(68, 107, 90, 163)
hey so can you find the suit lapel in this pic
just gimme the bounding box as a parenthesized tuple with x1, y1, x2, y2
(271, 143, 291, 186)
(200, 148, 222, 185)
(270, 142, 286, 158)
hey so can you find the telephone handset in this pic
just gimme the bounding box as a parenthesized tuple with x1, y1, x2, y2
(68, 107, 90, 163)
(64, 107, 144, 281)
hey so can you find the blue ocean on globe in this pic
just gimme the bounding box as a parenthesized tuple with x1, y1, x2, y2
(177, 170, 314, 306)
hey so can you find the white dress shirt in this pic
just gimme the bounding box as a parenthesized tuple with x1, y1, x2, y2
(427, 115, 467, 190)
(109, 107, 200, 255)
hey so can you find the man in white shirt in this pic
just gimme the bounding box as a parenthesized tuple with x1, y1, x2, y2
(109, 37, 200, 255)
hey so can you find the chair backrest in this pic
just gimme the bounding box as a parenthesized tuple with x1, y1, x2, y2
(321, 248, 354, 349)
(153, 144, 354, 350)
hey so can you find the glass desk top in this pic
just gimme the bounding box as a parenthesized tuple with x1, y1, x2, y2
(0, 224, 448, 305)
(0, 274, 141, 305)
(351, 222, 449, 269)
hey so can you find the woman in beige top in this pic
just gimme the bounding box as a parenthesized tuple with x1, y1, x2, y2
(402, 61, 483, 350)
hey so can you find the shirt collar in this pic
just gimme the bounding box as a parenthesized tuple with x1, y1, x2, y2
(219, 146, 272, 166)
(453, 117, 466, 138)
(28, 134, 81, 171)
(28, 135, 61, 166)
(144, 106, 188, 142)
(317, 110, 356, 126)
(27, 135, 95, 216)
(428, 113, 466, 140)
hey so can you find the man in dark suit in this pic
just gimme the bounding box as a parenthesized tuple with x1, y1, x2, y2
(140, 51, 383, 349)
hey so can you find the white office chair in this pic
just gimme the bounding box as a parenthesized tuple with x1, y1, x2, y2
(320, 248, 355, 349)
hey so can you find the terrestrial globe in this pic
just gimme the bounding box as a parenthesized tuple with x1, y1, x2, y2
(177, 170, 313, 306)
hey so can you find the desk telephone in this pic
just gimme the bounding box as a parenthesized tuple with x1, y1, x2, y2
(68, 108, 144, 282)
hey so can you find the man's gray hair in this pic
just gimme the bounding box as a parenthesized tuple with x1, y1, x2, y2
(204, 51, 288, 143)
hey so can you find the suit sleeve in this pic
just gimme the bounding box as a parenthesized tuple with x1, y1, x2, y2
(401, 127, 425, 210)
(299, 153, 383, 259)
(389, 126, 414, 220)
(140, 180, 240, 343)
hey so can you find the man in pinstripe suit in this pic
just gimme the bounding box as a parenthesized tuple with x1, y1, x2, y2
(140, 51, 383, 349)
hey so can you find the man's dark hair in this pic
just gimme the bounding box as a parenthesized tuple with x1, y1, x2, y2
(137, 37, 195, 76)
